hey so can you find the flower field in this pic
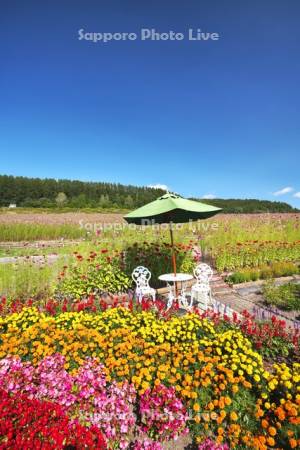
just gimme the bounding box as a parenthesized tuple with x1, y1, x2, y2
(0, 304, 299, 449)
(2, 212, 300, 298)
(0, 212, 300, 448)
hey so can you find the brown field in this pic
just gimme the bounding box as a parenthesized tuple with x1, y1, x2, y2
(0, 211, 125, 225)
(1, 211, 300, 226)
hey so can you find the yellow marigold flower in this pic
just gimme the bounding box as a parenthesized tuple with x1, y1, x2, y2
(230, 411, 238, 421)
(225, 396, 232, 406)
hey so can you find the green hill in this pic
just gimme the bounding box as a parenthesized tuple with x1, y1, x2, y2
(197, 198, 298, 214)
(0, 175, 298, 213)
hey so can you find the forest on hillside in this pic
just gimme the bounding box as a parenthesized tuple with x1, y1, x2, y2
(0, 175, 298, 213)
(0, 175, 164, 209)
(199, 198, 298, 213)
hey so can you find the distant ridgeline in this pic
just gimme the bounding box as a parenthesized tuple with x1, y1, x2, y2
(0, 175, 298, 213)
(196, 198, 299, 214)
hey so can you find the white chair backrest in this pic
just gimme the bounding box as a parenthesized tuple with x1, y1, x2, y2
(194, 263, 213, 283)
(132, 266, 152, 289)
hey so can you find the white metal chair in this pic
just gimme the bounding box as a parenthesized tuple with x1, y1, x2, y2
(132, 266, 156, 303)
(191, 263, 214, 310)
(178, 287, 193, 311)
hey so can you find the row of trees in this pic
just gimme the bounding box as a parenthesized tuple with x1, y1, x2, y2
(0, 175, 298, 212)
(0, 175, 165, 209)
(199, 198, 298, 213)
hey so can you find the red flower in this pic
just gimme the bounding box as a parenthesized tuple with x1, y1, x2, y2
(0, 388, 106, 449)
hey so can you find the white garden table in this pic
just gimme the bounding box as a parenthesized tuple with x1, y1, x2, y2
(158, 273, 193, 310)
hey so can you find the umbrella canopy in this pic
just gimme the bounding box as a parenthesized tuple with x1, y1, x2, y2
(124, 193, 221, 297)
(124, 193, 221, 224)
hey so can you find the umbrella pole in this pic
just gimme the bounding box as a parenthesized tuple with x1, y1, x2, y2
(169, 222, 178, 297)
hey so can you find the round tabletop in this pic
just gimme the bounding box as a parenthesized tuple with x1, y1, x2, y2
(158, 273, 193, 283)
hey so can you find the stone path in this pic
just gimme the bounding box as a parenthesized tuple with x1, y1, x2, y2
(209, 273, 300, 329)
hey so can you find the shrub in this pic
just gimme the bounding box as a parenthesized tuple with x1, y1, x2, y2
(55, 250, 131, 299)
(124, 241, 198, 288)
(226, 262, 299, 285)
(260, 265, 273, 280)
(263, 281, 300, 311)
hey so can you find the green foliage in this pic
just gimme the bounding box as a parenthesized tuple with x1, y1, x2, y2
(0, 260, 63, 300)
(1, 174, 298, 211)
(198, 198, 298, 213)
(260, 335, 295, 360)
(215, 240, 300, 272)
(0, 223, 86, 242)
(226, 262, 299, 284)
(56, 253, 131, 299)
(123, 242, 197, 288)
(55, 192, 68, 206)
(0, 174, 165, 209)
(263, 281, 300, 311)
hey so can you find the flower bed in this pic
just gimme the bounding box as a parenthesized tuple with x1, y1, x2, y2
(0, 387, 106, 449)
(213, 241, 300, 272)
(263, 281, 300, 311)
(0, 305, 299, 448)
(225, 262, 299, 284)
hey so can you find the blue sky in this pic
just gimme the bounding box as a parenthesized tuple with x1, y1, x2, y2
(1, 0, 300, 206)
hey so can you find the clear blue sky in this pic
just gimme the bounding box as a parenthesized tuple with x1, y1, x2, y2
(1, 0, 300, 206)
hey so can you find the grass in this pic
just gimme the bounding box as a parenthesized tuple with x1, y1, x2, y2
(0, 212, 300, 300)
(0, 223, 87, 242)
(263, 280, 300, 311)
(0, 258, 66, 300)
(0, 244, 79, 258)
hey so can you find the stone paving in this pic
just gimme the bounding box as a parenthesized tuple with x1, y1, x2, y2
(209, 273, 300, 329)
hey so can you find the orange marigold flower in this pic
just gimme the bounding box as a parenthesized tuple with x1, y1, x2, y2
(256, 408, 264, 418)
(268, 427, 276, 437)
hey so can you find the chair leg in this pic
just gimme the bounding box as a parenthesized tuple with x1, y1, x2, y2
(152, 291, 156, 303)
(188, 294, 193, 310)
(167, 290, 175, 310)
(207, 292, 210, 310)
(191, 290, 195, 305)
(208, 288, 213, 305)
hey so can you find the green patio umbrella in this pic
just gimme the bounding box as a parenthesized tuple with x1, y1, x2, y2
(124, 193, 221, 292)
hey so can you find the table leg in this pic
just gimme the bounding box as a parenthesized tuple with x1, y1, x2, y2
(166, 282, 175, 310)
